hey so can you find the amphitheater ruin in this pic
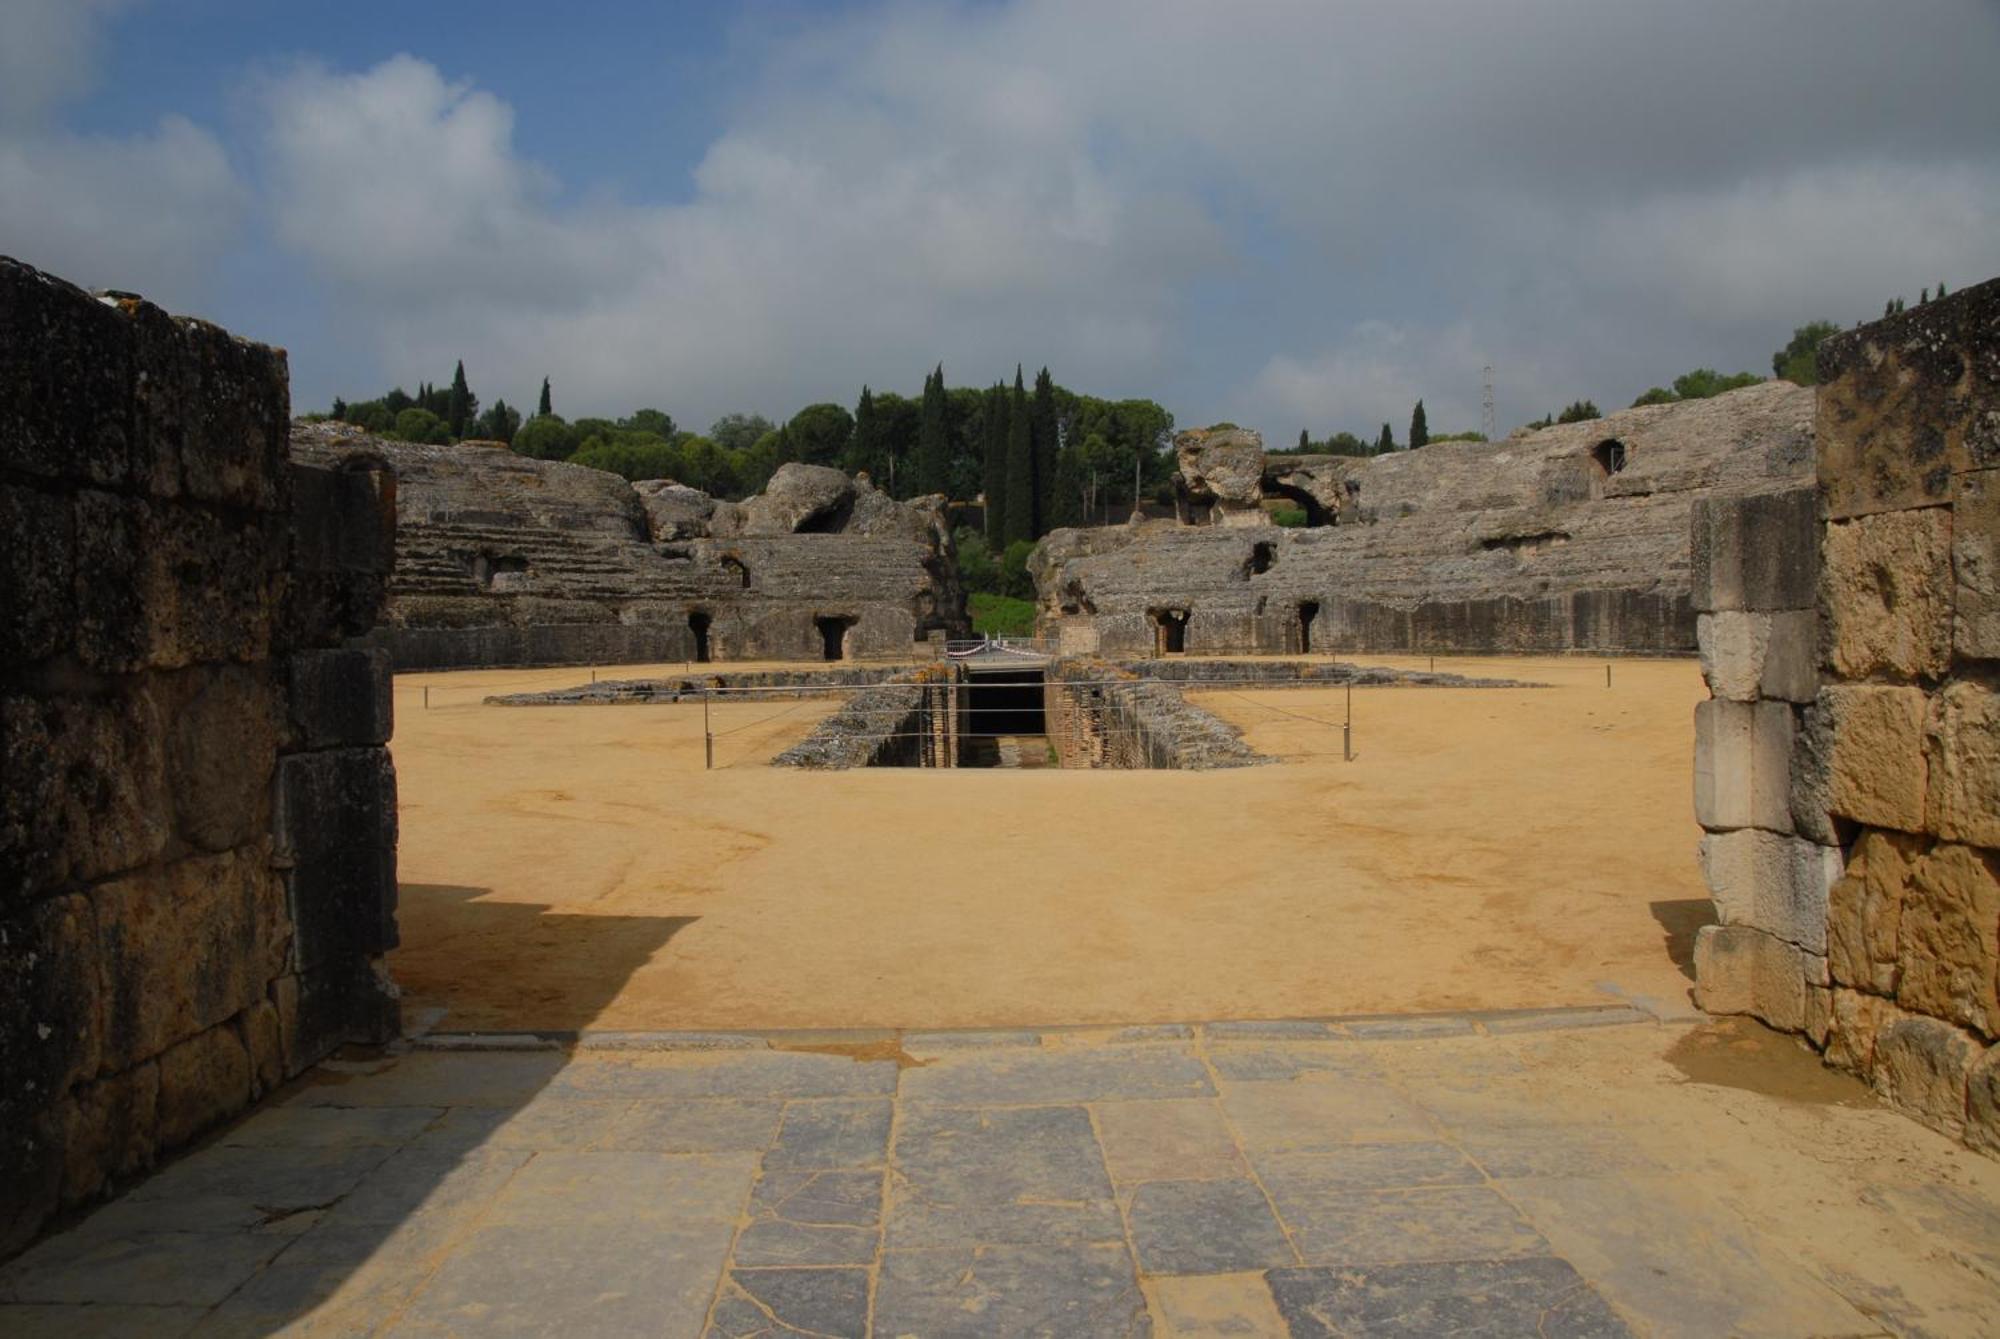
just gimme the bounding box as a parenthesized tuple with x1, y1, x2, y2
(4, 250, 1999, 1335)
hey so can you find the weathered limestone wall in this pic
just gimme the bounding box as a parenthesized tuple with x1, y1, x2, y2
(1, 258, 400, 1252)
(1044, 660, 1268, 769)
(1693, 277, 2000, 1153)
(770, 665, 959, 768)
(1033, 383, 1814, 657)
(292, 427, 969, 670)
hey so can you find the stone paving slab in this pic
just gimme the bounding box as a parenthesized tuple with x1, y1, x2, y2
(5, 1016, 1998, 1336)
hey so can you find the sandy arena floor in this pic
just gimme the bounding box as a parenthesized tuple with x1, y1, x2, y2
(387, 656, 1713, 1032)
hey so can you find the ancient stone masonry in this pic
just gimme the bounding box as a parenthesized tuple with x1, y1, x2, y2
(1043, 660, 1269, 770)
(292, 426, 969, 669)
(1692, 276, 2000, 1156)
(0, 257, 400, 1252)
(1034, 385, 1815, 656)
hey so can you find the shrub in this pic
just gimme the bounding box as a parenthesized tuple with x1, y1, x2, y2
(1271, 507, 1308, 528)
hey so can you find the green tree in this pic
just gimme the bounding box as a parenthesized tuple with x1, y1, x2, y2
(1297, 429, 1310, 452)
(916, 364, 951, 496)
(982, 383, 1010, 542)
(848, 386, 884, 480)
(537, 378, 553, 417)
(1000, 539, 1037, 599)
(953, 527, 1000, 594)
(1672, 369, 1762, 399)
(392, 407, 450, 444)
(472, 398, 521, 444)
(1772, 321, 1839, 386)
(571, 438, 682, 481)
(1031, 367, 1058, 534)
(1631, 386, 1678, 407)
(512, 414, 578, 460)
(621, 408, 677, 438)
(1049, 441, 1083, 530)
(709, 413, 774, 455)
(1324, 431, 1369, 457)
(785, 402, 855, 467)
(446, 361, 473, 437)
(1004, 367, 1035, 544)
(1557, 400, 1601, 423)
(1376, 423, 1394, 454)
(1409, 399, 1428, 449)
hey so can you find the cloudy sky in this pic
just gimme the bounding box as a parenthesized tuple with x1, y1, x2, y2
(4, 0, 1997, 439)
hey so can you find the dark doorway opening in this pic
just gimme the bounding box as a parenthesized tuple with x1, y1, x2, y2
(815, 615, 857, 662)
(1247, 541, 1276, 576)
(1297, 600, 1320, 654)
(721, 555, 751, 588)
(1152, 608, 1190, 655)
(688, 611, 712, 663)
(1262, 482, 1334, 526)
(1592, 439, 1628, 476)
(963, 669, 1047, 746)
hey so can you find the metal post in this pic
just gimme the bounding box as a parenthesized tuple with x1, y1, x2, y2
(424, 685, 430, 710)
(1606, 663, 1612, 689)
(703, 689, 713, 770)
(591, 669, 597, 684)
(1344, 681, 1353, 762)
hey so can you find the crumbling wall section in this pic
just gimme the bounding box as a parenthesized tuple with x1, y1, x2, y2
(1044, 659, 1269, 769)
(1692, 277, 2000, 1154)
(1, 257, 399, 1252)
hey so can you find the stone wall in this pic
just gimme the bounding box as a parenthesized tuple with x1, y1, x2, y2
(1, 257, 400, 1252)
(1044, 660, 1269, 770)
(1692, 277, 2000, 1154)
(293, 426, 968, 669)
(1032, 382, 1813, 657)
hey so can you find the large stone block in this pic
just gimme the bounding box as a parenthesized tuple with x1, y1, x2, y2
(1897, 843, 2000, 1040)
(1817, 280, 2000, 519)
(1691, 488, 1818, 612)
(1821, 507, 1954, 680)
(1956, 468, 2000, 662)
(1871, 1013, 1980, 1140)
(1760, 609, 1818, 703)
(60, 1062, 158, 1205)
(0, 894, 102, 1119)
(287, 647, 393, 749)
(155, 1024, 251, 1148)
(1699, 828, 1839, 954)
(1826, 988, 1893, 1078)
(1692, 923, 1824, 1032)
(0, 686, 168, 903)
(1693, 698, 1794, 832)
(287, 844, 399, 973)
(284, 460, 396, 648)
(1696, 612, 1768, 702)
(0, 482, 74, 667)
(171, 665, 280, 853)
(275, 963, 400, 1076)
(273, 748, 398, 863)
(1969, 1044, 2000, 1157)
(91, 847, 290, 1068)
(145, 311, 290, 511)
(0, 258, 138, 489)
(1926, 682, 2000, 847)
(1827, 828, 1924, 995)
(1818, 684, 1929, 833)
(1789, 697, 1838, 846)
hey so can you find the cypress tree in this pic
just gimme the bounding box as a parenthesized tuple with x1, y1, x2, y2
(447, 361, 472, 438)
(537, 377, 553, 417)
(1409, 399, 1428, 449)
(1004, 367, 1035, 544)
(851, 386, 880, 479)
(1376, 423, 1394, 454)
(1938, 280, 1949, 298)
(1297, 429, 1309, 452)
(982, 383, 1009, 542)
(1050, 442, 1083, 530)
(917, 364, 950, 496)
(1031, 367, 1058, 535)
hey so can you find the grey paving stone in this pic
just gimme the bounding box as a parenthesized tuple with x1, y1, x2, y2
(1206, 1019, 1337, 1041)
(875, 1243, 1150, 1338)
(1267, 1257, 1633, 1337)
(1093, 1099, 1247, 1185)
(1125, 1179, 1294, 1275)
(886, 1105, 1123, 1249)
(547, 1050, 898, 1100)
(899, 1044, 1213, 1105)
(1251, 1142, 1486, 1195)
(764, 1098, 893, 1171)
(386, 1220, 731, 1338)
(314, 1145, 532, 1226)
(413, 1097, 632, 1153)
(1270, 1184, 1549, 1266)
(0, 1304, 206, 1338)
(706, 1266, 870, 1338)
(1505, 1174, 1877, 1339)
(1340, 1015, 1478, 1039)
(595, 1098, 784, 1153)
(110, 1143, 398, 1231)
(1479, 1006, 1652, 1035)
(219, 1104, 443, 1148)
(1457, 1126, 1660, 1180)
(482, 1149, 757, 1228)
(904, 1029, 1044, 1050)
(1103, 1023, 1195, 1042)
(288, 1051, 567, 1108)
(733, 1169, 884, 1266)
(1205, 1044, 1384, 1083)
(197, 1216, 461, 1337)
(1219, 1079, 1433, 1150)
(0, 1228, 289, 1307)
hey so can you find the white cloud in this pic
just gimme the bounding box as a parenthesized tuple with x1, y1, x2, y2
(0, 1, 246, 307)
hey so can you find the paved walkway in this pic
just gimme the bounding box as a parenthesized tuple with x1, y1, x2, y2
(6, 1009, 2000, 1336)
